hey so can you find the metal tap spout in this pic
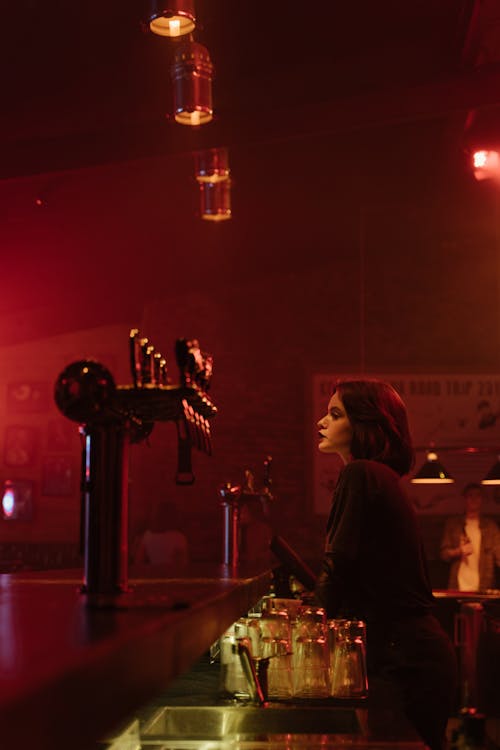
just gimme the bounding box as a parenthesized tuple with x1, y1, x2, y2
(236, 642, 267, 706)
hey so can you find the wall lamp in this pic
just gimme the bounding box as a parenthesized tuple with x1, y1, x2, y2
(148, 0, 196, 37)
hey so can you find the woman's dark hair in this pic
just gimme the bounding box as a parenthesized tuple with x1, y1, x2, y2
(334, 379, 414, 476)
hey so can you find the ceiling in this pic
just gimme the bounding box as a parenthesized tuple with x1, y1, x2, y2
(4, 0, 500, 179)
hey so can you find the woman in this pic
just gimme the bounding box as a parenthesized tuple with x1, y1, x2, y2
(314, 379, 457, 750)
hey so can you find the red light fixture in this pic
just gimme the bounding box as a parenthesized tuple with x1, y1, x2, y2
(171, 41, 214, 126)
(2, 482, 15, 518)
(148, 0, 196, 37)
(471, 149, 500, 181)
(194, 148, 229, 183)
(464, 107, 500, 181)
(1, 480, 33, 520)
(199, 180, 231, 221)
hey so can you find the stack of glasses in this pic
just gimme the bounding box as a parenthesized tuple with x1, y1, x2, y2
(218, 598, 368, 701)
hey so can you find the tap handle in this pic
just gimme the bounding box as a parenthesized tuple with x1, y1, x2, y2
(263, 455, 272, 490)
(129, 329, 142, 388)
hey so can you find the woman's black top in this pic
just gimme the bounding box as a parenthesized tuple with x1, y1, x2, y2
(315, 459, 434, 624)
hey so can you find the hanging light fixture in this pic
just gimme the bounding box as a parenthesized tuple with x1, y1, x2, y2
(171, 40, 214, 126)
(410, 450, 454, 484)
(481, 455, 500, 485)
(194, 148, 230, 183)
(148, 0, 196, 37)
(199, 179, 231, 221)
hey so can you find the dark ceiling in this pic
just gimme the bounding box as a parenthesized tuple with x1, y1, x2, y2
(4, 0, 500, 179)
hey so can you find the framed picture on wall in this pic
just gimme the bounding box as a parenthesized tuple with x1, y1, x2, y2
(3, 425, 39, 468)
(41, 457, 74, 496)
(6, 382, 50, 413)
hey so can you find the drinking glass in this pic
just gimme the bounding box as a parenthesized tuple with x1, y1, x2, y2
(292, 606, 329, 698)
(329, 619, 368, 698)
(257, 609, 293, 699)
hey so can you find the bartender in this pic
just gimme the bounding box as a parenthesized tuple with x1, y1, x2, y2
(314, 378, 457, 750)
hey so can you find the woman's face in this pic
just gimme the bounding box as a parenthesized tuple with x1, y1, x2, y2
(317, 391, 353, 463)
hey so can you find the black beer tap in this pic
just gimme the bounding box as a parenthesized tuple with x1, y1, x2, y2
(54, 330, 217, 606)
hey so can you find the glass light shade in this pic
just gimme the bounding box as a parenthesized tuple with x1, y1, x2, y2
(481, 457, 500, 485)
(171, 41, 213, 126)
(410, 451, 454, 484)
(199, 180, 231, 221)
(194, 147, 229, 183)
(148, 0, 196, 37)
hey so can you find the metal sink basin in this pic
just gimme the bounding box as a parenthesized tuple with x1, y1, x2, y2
(141, 704, 361, 740)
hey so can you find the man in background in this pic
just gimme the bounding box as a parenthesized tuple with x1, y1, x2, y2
(440, 483, 500, 591)
(134, 501, 189, 567)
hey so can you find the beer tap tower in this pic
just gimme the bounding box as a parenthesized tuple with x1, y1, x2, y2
(54, 331, 216, 607)
(218, 456, 274, 569)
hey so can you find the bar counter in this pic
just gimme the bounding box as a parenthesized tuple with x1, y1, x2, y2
(0, 563, 273, 750)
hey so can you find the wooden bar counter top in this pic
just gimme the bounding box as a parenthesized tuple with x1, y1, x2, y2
(0, 563, 273, 750)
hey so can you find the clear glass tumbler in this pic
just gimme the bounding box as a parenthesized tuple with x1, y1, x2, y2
(292, 606, 329, 698)
(329, 619, 368, 698)
(257, 609, 293, 699)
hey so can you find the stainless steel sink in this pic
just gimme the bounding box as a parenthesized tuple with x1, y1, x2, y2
(141, 704, 361, 740)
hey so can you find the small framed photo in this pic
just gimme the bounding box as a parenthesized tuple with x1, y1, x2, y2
(4, 425, 39, 468)
(6, 382, 50, 413)
(41, 457, 75, 497)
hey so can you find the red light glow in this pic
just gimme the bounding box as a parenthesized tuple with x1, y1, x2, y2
(2, 485, 15, 518)
(472, 149, 500, 181)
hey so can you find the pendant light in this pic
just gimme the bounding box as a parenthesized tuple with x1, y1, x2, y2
(194, 148, 229, 183)
(199, 179, 231, 221)
(171, 40, 214, 126)
(410, 450, 454, 484)
(148, 0, 196, 37)
(481, 455, 500, 485)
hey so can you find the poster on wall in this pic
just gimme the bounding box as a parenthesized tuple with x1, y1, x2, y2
(312, 372, 500, 516)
